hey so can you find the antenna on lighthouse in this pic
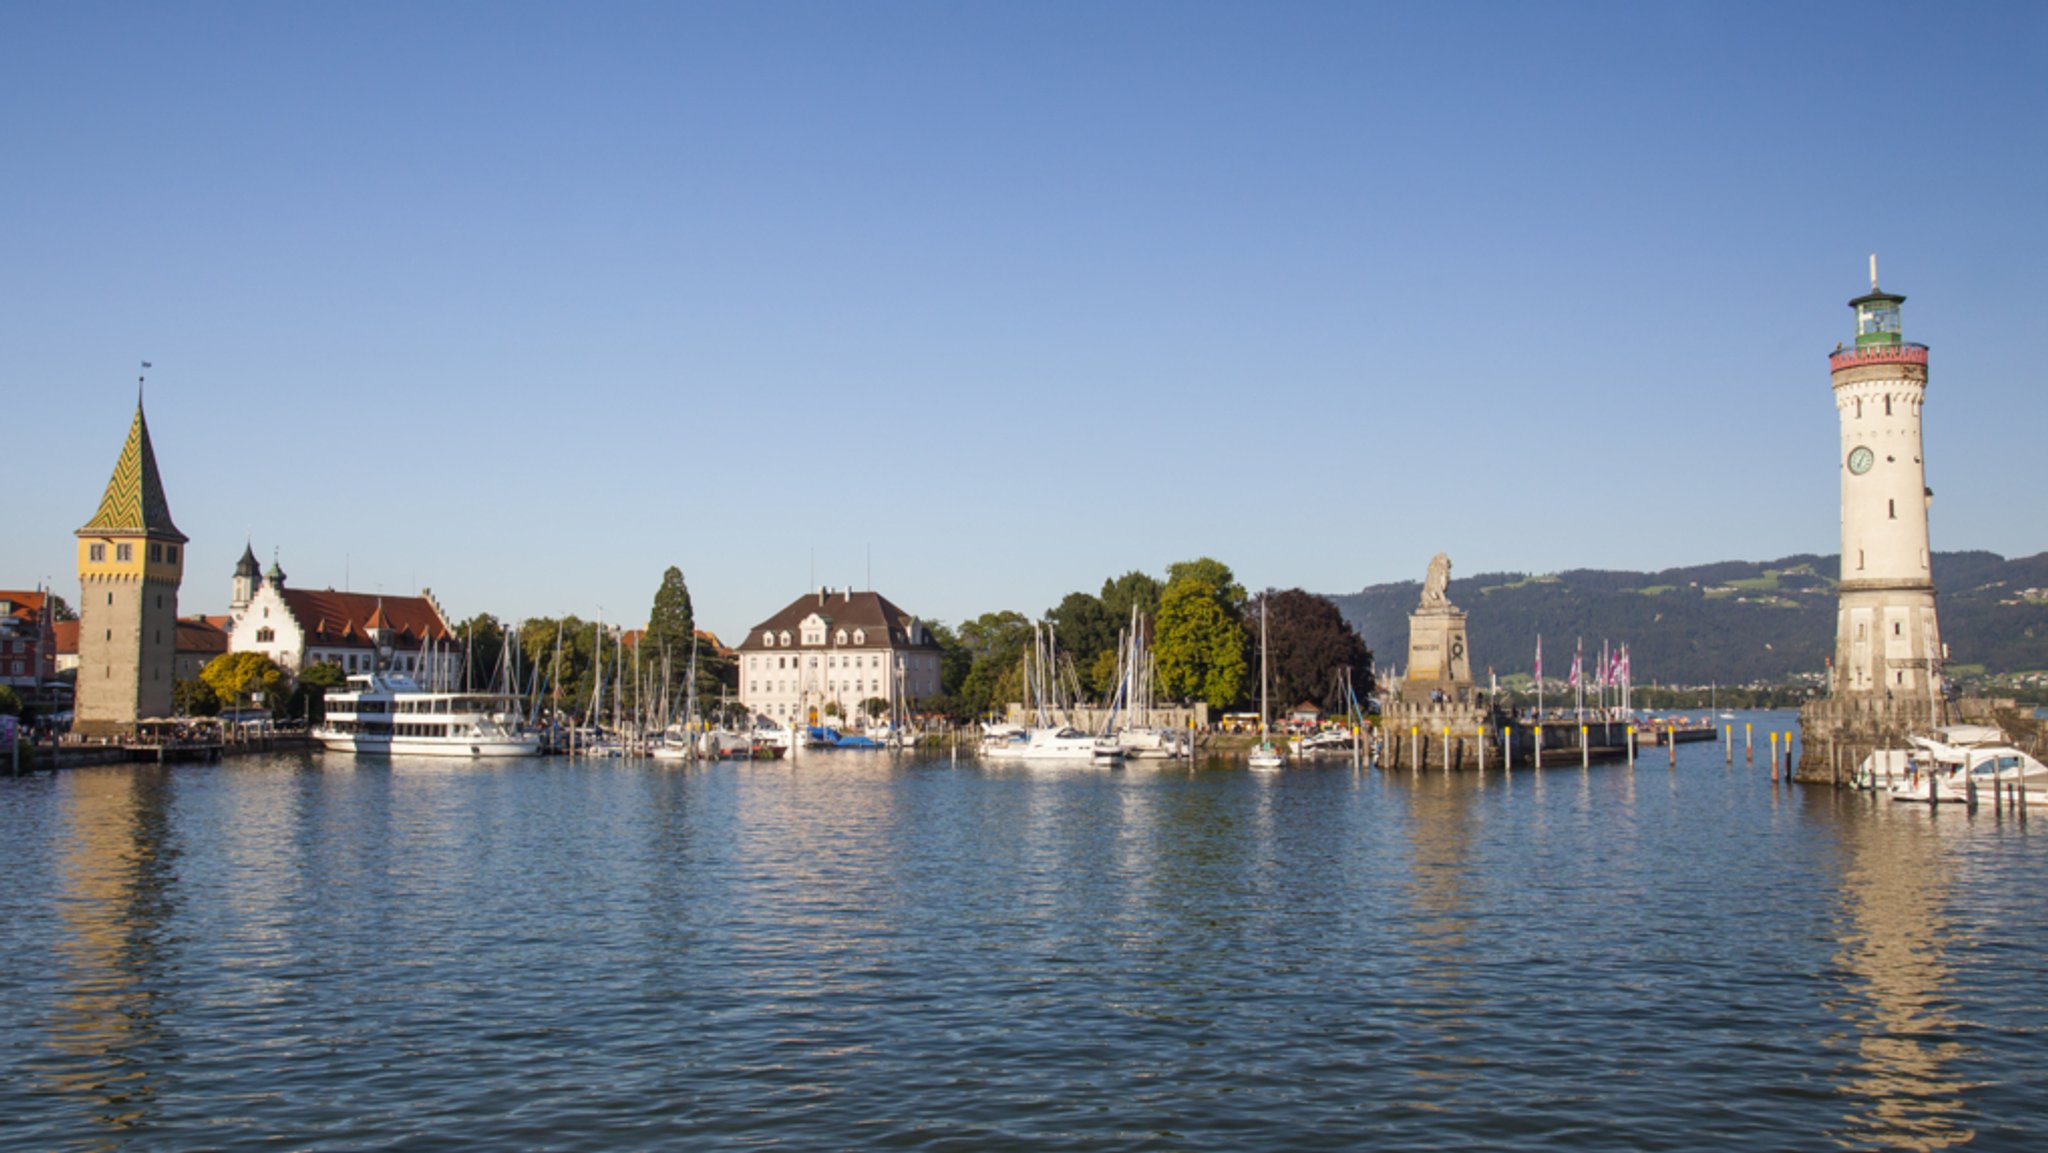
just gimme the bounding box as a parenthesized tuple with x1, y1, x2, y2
(1869, 253, 1879, 291)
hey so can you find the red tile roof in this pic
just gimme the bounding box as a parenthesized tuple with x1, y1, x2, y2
(280, 588, 452, 649)
(176, 617, 229, 656)
(0, 590, 49, 621)
(53, 620, 79, 656)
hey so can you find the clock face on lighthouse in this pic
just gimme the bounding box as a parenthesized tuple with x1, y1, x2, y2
(1847, 446, 1875, 475)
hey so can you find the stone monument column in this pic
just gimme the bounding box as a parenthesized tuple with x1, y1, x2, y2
(1380, 553, 1493, 771)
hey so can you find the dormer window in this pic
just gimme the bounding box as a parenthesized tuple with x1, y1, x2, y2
(780, 631, 792, 647)
(762, 631, 775, 648)
(853, 629, 866, 645)
(836, 629, 848, 645)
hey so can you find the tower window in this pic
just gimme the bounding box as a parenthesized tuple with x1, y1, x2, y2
(167, 545, 178, 563)
(1894, 622, 1901, 636)
(1885, 395, 1893, 416)
(116, 543, 132, 562)
(1857, 550, 1865, 571)
(150, 543, 162, 563)
(1854, 399, 1862, 418)
(89, 543, 105, 562)
(1889, 499, 1896, 519)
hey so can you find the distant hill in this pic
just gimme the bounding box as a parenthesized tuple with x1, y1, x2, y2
(1327, 551, 2048, 687)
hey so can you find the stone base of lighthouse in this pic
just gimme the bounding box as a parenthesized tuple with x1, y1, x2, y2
(1797, 694, 1948, 785)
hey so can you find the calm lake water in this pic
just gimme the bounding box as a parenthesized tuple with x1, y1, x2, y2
(2, 712, 2043, 1151)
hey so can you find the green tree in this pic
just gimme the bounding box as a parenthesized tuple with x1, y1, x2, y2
(956, 610, 1031, 718)
(1155, 577, 1249, 710)
(1166, 557, 1247, 615)
(0, 684, 21, 716)
(1046, 591, 1115, 688)
(861, 696, 889, 720)
(45, 593, 77, 623)
(172, 678, 221, 717)
(292, 661, 349, 723)
(458, 613, 507, 691)
(924, 621, 973, 698)
(1099, 570, 1162, 627)
(645, 566, 695, 662)
(201, 651, 290, 715)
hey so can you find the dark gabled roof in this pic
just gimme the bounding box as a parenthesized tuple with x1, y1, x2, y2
(737, 589, 938, 652)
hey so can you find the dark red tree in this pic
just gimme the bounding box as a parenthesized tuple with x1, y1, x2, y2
(1248, 588, 1374, 714)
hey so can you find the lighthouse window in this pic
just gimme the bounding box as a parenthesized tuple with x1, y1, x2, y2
(1857, 550, 1865, 571)
(116, 543, 132, 562)
(1894, 623, 1902, 636)
(89, 544, 105, 562)
(1854, 399, 1862, 419)
(149, 543, 162, 563)
(1885, 395, 1893, 416)
(1889, 499, 1896, 519)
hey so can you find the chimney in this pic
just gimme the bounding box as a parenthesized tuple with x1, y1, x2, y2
(844, 587, 851, 602)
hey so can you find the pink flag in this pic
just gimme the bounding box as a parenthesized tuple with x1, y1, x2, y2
(1569, 643, 1582, 689)
(1534, 635, 1542, 680)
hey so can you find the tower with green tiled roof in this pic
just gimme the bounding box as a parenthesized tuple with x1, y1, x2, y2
(75, 393, 187, 736)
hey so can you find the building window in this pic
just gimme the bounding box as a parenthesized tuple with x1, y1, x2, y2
(836, 629, 848, 645)
(763, 631, 775, 647)
(853, 629, 866, 645)
(167, 545, 178, 563)
(107, 593, 113, 605)
(89, 543, 105, 562)
(150, 543, 163, 562)
(257, 627, 275, 643)
(780, 631, 792, 647)
(116, 543, 132, 562)
(1889, 499, 1896, 519)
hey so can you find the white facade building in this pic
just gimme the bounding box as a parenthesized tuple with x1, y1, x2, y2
(737, 588, 944, 724)
(226, 548, 460, 683)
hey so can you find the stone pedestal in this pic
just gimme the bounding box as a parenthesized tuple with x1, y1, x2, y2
(1399, 607, 1474, 707)
(1378, 701, 1495, 771)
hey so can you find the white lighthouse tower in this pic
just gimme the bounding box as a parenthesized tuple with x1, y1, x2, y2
(1801, 257, 1950, 780)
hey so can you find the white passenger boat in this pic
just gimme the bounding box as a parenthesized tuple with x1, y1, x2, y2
(316, 672, 541, 758)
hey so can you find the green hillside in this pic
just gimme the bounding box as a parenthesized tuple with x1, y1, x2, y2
(1328, 551, 2048, 692)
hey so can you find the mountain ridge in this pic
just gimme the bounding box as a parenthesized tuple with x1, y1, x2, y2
(1327, 551, 2048, 687)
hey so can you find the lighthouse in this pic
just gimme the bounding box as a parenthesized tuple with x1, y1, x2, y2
(1801, 258, 1950, 780)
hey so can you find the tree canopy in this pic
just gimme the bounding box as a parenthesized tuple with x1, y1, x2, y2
(1155, 576, 1249, 710)
(200, 651, 289, 714)
(1251, 588, 1374, 713)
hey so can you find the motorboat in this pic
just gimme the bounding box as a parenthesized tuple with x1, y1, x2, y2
(982, 725, 1108, 762)
(1854, 724, 2004, 791)
(317, 672, 541, 757)
(1291, 729, 1357, 757)
(1884, 731, 2048, 805)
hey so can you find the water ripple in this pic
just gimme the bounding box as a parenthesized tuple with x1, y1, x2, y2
(1, 736, 2044, 1150)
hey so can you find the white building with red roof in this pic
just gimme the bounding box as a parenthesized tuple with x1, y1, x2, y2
(226, 549, 459, 682)
(0, 589, 59, 690)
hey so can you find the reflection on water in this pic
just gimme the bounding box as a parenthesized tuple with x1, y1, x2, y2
(1826, 797, 1976, 1150)
(42, 767, 182, 1142)
(1388, 771, 1484, 1105)
(1, 728, 2044, 1152)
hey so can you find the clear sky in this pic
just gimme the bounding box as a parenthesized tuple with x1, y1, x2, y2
(5, 2, 2044, 642)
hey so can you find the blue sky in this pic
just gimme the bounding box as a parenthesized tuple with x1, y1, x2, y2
(6, 2, 2044, 642)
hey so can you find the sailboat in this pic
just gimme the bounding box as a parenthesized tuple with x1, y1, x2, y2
(1248, 598, 1286, 771)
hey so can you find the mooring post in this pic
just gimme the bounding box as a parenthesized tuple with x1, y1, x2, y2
(1477, 723, 1486, 774)
(1627, 724, 1636, 768)
(1503, 725, 1512, 771)
(1580, 725, 1589, 769)
(1725, 725, 1733, 765)
(1745, 723, 1753, 765)
(1534, 725, 1543, 771)
(1410, 726, 1419, 773)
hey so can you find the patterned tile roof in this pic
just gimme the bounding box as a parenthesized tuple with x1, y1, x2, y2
(78, 399, 186, 541)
